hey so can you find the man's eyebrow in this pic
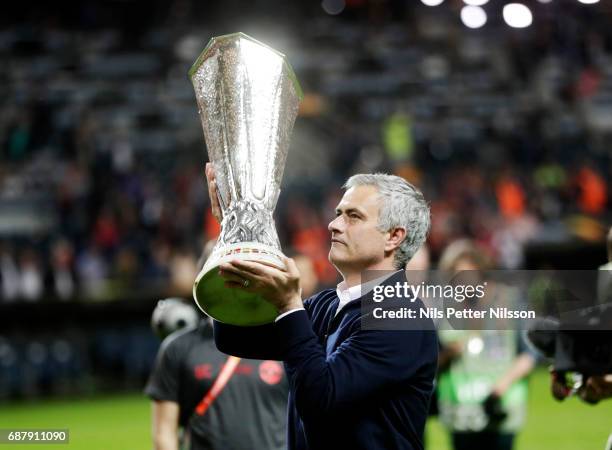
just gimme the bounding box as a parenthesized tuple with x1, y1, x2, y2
(335, 206, 367, 216)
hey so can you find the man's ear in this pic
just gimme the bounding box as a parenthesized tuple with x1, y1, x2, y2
(385, 227, 407, 252)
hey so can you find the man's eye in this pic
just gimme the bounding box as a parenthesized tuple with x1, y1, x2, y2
(349, 214, 359, 219)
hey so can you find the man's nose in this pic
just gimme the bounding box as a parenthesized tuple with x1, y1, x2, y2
(328, 215, 343, 233)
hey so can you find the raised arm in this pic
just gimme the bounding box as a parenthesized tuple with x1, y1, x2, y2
(213, 319, 285, 360)
(204, 163, 287, 360)
(214, 254, 304, 360)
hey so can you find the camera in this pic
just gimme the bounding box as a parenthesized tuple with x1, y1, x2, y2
(527, 302, 612, 402)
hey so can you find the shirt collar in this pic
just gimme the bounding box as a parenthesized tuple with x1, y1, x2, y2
(335, 270, 400, 315)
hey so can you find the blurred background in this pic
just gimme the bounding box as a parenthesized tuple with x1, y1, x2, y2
(0, 0, 610, 448)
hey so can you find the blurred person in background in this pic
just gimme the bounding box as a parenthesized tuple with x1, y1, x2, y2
(436, 240, 536, 450)
(405, 244, 430, 285)
(169, 246, 199, 297)
(551, 226, 612, 405)
(45, 238, 76, 300)
(0, 243, 19, 302)
(18, 247, 43, 301)
(146, 278, 288, 450)
(289, 252, 319, 299)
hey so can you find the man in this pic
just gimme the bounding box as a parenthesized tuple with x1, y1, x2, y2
(145, 314, 288, 450)
(550, 226, 612, 405)
(206, 164, 438, 450)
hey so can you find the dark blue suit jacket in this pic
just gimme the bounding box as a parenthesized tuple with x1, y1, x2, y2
(213, 274, 438, 450)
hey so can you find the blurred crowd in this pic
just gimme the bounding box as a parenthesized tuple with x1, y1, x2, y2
(1, 0, 611, 303)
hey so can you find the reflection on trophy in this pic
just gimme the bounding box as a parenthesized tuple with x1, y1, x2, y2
(189, 32, 302, 326)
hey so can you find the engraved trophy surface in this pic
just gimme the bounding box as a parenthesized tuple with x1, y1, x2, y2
(190, 32, 302, 326)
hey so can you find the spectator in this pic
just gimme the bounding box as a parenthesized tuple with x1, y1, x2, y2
(0, 244, 20, 302)
(437, 240, 536, 450)
(18, 248, 43, 301)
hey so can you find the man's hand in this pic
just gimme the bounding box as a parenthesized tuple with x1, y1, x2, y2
(205, 162, 223, 223)
(482, 393, 507, 425)
(219, 257, 303, 314)
(578, 375, 612, 404)
(550, 370, 572, 401)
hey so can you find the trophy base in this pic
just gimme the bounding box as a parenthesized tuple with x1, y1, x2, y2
(193, 242, 285, 326)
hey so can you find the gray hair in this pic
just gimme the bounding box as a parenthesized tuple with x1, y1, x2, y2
(343, 173, 430, 270)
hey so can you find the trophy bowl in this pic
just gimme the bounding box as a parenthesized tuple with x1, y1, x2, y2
(190, 33, 302, 326)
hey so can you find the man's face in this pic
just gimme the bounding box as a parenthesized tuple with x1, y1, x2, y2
(328, 185, 387, 272)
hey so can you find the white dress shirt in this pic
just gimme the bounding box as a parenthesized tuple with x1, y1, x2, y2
(276, 270, 399, 321)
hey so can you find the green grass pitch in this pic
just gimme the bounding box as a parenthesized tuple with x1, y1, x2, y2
(0, 368, 610, 449)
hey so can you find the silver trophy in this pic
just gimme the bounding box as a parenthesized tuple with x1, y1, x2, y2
(190, 33, 302, 326)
